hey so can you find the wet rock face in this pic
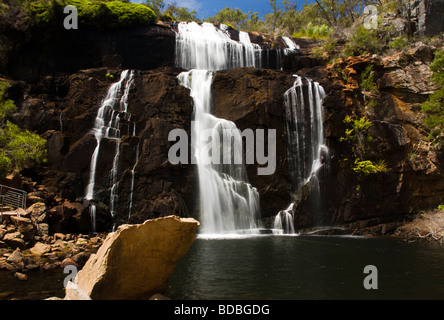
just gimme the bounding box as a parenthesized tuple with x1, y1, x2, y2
(3, 20, 443, 233)
(210, 49, 444, 229)
(318, 52, 444, 228)
(1, 22, 176, 83)
(9, 67, 195, 233)
(212, 68, 294, 218)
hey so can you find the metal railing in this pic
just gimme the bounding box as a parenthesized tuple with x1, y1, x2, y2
(0, 184, 27, 222)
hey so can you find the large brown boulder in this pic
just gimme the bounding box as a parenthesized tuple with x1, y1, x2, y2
(74, 215, 199, 300)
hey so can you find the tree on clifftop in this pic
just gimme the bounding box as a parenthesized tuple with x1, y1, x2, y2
(0, 81, 47, 179)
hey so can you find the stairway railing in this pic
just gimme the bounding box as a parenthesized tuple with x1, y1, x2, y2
(0, 184, 27, 223)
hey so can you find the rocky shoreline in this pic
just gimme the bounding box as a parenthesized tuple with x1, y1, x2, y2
(2, 207, 442, 285)
(0, 209, 105, 282)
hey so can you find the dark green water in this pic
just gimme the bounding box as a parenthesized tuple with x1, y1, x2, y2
(1, 235, 443, 300)
(167, 235, 444, 300)
(0, 270, 65, 300)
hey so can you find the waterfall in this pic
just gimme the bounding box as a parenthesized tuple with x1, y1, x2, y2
(272, 204, 295, 235)
(178, 70, 261, 235)
(176, 22, 262, 235)
(128, 142, 140, 219)
(175, 22, 263, 71)
(285, 75, 327, 187)
(282, 36, 300, 55)
(84, 69, 135, 232)
(59, 111, 63, 133)
(273, 75, 327, 234)
(239, 31, 262, 68)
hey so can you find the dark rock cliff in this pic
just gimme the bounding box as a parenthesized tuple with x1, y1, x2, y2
(210, 46, 444, 230)
(0, 11, 176, 83)
(1, 18, 443, 234)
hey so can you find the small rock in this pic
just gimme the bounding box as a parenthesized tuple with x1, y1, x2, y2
(36, 223, 49, 236)
(149, 293, 171, 300)
(54, 233, 66, 240)
(14, 272, 28, 281)
(7, 248, 24, 264)
(0, 226, 6, 239)
(30, 242, 51, 256)
(0, 260, 15, 271)
(15, 208, 28, 217)
(44, 253, 59, 261)
(60, 258, 79, 269)
(51, 240, 66, 251)
(10, 216, 36, 241)
(43, 261, 61, 271)
(27, 195, 45, 206)
(25, 264, 40, 271)
(27, 202, 47, 225)
(75, 237, 88, 246)
(3, 233, 25, 250)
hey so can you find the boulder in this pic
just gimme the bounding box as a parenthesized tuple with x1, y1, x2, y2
(75, 215, 199, 300)
(64, 281, 91, 300)
(14, 272, 28, 281)
(411, 0, 444, 36)
(10, 216, 36, 241)
(30, 242, 51, 256)
(7, 248, 24, 264)
(27, 203, 47, 224)
(3, 232, 25, 249)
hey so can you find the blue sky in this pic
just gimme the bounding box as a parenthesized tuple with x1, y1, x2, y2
(131, 0, 315, 20)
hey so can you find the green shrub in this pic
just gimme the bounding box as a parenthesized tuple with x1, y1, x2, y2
(421, 48, 444, 144)
(360, 65, 378, 92)
(340, 115, 373, 143)
(0, 81, 17, 123)
(1, 121, 47, 171)
(0, 80, 47, 179)
(292, 22, 331, 39)
(389, 36, 408, 49)
(25, 0, 156, 28)
(353, 159, 387, 175)
(344, 25, 382, 56)
(159, 12, 173, 22)
(340, 115, 388, 176)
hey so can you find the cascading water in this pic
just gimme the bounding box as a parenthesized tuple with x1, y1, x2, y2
(273, 75, 327, 234)
(177, 69, 261, 235)
(84, 69, 135, 232)
(273, 203, 295, 234)
(176, 22, 262, 235)
(282, 36, 300, 55)
(128, 142, 140, 219)
(239, 31, 262, 68)
(176, 22, 263, 71)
